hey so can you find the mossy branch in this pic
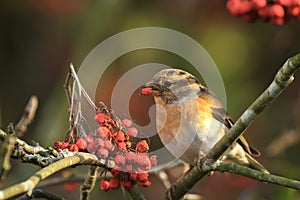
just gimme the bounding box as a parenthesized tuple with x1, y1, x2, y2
(0, 152, 101, 200)
(209, 162, 300, 190)
(165, 53, 300, 200)
(0, 108, 145, 200)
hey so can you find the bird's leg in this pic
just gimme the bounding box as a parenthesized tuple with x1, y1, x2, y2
(195, 151, 215, 176)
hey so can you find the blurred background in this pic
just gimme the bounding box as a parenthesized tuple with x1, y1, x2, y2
(1, 0, 300, 199)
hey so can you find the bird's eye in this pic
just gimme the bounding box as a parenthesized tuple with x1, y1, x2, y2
(164, 81, 172, 87)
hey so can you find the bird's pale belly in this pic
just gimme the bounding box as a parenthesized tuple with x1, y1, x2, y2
(156, 100, 224, 165)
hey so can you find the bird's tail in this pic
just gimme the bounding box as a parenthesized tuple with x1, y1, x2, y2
(245, 153, 269, 174)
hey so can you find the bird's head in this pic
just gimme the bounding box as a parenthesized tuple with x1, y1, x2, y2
(141, 69, 206, 104)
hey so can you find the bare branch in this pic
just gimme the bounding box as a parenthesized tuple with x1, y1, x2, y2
(15, 96, 38, 136)
(208, 161, 300, 190)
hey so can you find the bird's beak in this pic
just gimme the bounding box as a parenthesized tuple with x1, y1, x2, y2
(140, 81, 158, 96)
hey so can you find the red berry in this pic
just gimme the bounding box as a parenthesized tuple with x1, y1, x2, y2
(111, 168, 121, 178)
(226, 0, 241, 16)
(239, 1, 253, 13)
(141, 87, 153, 95)
(150, 155, 158, 166)
(129, 173, 138, 181)
(139, 180, 151, 187)
(120, 181, 134, 190)
(100, 179, 110, 191)
(116, 131, 125, 142)
(137, 172, 149, 183)
(269, 4, 285, 18)
(64, 181, 79, 191)
(122, 119, 133, 128)
(68, 144, 79, 152)
(95, 113, 109, 124)
(86, 142, 96, 153)
(76, 138, 87, 151)
(97, 148, 109, 158)
(127, 127, 138, 137)
(94, 138, 104, 148)
(124, 164, 133, 172)
(294, 0, 300, 6)
(53, 141, 63, 150)
(109, 178, 120, 190)
(126, 152, 136, 163)
(252, 0, 267, 9)
(103, 140, 113, 150)
(114, 154, 126, 167)
(227, 0, 252, 16)
(84, 135, 95, 144)
(136, 140, 149, 153)
(117, 142, 127, 151)
(97, 126, 111, 139)
(135, 154, 151, 171)
(61, 142, 70, 150)
(288, 6, 300, 16)
(278, 0, 294, 6)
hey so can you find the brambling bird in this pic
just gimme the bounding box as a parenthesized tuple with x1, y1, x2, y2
(141, 68, 269, 173)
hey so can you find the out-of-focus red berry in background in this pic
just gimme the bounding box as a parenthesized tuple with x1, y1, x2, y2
(1, 1, 300, 199)
(227, 0, 300, 25)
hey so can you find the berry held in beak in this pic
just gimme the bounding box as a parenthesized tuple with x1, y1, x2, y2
(141, 87, 153, 95)
(141, 82, 159, 96)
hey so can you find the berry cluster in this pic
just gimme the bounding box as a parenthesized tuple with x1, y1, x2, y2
(53, 137, 87, 153)
(54, 109, 157, 191)
(226, 0, 300, 25)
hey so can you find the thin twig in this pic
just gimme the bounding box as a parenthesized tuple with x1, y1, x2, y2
(64, 68, 73, 105)
(166, 53, 300, 199)
(210, 162, 300, 190)
(80, 166, 99, 200)
(15, 96, 38, 136)
(69, 64, 97, 111)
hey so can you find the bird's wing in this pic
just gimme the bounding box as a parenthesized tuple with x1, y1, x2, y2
(211, 106, 261, 157)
